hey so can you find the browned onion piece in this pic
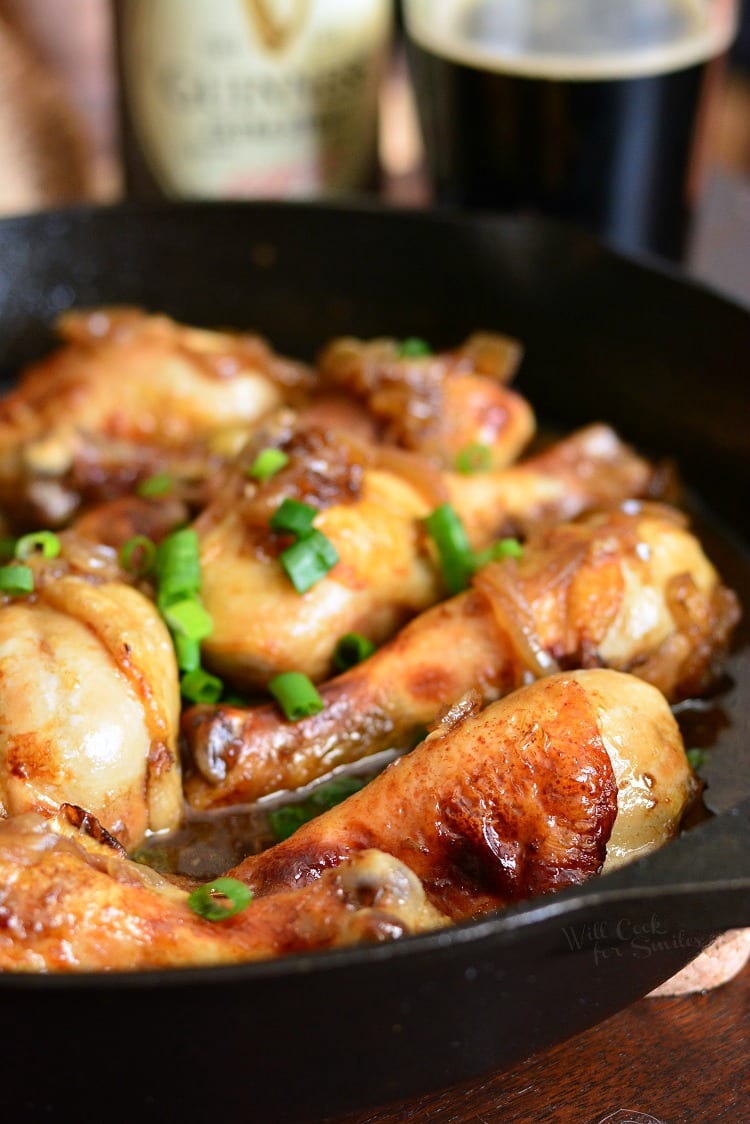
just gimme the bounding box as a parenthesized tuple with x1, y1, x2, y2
(473, 561, 561, 680)
(373, 445, 449, 507)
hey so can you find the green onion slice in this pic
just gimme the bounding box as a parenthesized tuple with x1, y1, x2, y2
(268, 671, 324, 721)
(119, 535, 156, 576)
(686, 748, 706, 771)
(180, 668, 224, 704)
(0, 564, 34, 595)
(280, 530, 339, 594)
(0, 537, 16, 561)
(398, 337, 432, 358)
(493, 537, 523, 561)
(267, 804, 310, 843)
(137, 472, 173, 498)
(162, 597, 214, 640)
(269, 776, 366, 841)
(270, 498, 318, 538)
(174, 634, 202, 674)
(455, 443, 491, 475)
(187, 877, 253, 921)
(154, 528, 201, 600)
(424, 503, 475, 595)
(333, 632, 376, 673)
(15, 531, 61, 560)
(248, 448, 289, 482)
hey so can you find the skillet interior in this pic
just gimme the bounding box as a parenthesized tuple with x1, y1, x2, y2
(0, 202, 748, 1122)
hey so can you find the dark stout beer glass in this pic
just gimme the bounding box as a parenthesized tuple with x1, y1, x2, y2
(403, 0, 737, 260)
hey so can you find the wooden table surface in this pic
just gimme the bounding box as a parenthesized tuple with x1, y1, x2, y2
(331, 958, 750, 1123)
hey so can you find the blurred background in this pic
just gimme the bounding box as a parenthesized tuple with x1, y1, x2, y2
(0, 0, 747, 299)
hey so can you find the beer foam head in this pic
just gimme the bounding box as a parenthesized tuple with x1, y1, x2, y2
(405, 0, 737, 80)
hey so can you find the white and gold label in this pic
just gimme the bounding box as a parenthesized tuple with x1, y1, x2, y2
(121, 0, 392, 197)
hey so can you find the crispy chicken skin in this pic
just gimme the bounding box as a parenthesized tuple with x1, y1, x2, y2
(232, 671, 694, 918)
(197, 424, 653, 686)
(315, 332, 534, 469)
(0, 308, 310, 528)
(184, 503, 737, 809)
(0, 671, 692, 971)
(0, 811, 447, 972)
(0, 539, 182, 848)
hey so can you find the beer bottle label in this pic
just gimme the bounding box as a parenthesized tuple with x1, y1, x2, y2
(120, 0, 392, 197)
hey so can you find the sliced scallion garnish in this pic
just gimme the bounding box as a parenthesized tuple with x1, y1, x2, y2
(455, 443, 491, 475)
(15, 531, 61, 560)
(154, 528, 202, 601)
(162, 597, 214, 640)
(398, 337, 432, 358)
(0, 564, 34, 596)
(187, 877, 253, 921)
(268, 671, 324, 721)
(333, 632, 376, 673)
(248, 448, 289, 482)
(119, 534, 156, 576)
(424, 503, 475, 595)
(270, 498, 318, 538)
(269, 776, 366, 841)
(137, 472, 173, 498)
(280, 529, 339, 594)
(180, 668, 224, 704)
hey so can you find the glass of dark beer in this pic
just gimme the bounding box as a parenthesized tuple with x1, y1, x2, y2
(403, 0, 738, 260)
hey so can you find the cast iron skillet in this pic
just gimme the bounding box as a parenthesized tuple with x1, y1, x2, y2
(0, 202, 748, 1122)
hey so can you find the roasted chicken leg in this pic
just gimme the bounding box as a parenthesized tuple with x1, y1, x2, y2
(184, 503, 737, 809)
(0, 670, 694, 971)
(0, 308, 310, 528)
(0, 536, 182, 847)
(198, 424, 653, 686)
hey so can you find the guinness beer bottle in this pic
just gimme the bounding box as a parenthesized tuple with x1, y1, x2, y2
(115, 0, 392, 199)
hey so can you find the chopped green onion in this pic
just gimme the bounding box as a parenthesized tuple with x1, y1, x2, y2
(15, 531, 61, 560)
(270, 497, 318, 538)
(398, 337, 432, 358)
(119, 535, 156, 576)
(333, 632, 376, 673)
(280, 530, 339, 594)
(162, 597, 214, 640)
(268, 804, 310, 842)
(187, 877, 253, 921)
(180, 668, 224, 704)
(137, 472, 173, 498)
(0, 564, 34, 596)
(0, 537, 16, 561)
(248, 448, 289, 482)
(268, 671, 324, 721)
(493, 537, 523, 561)
(473, 537, 524, 571)
(174, 634, 202, 673)
(424, 503, 475, 595)
(455, 443, 491, 475)
(269, 776, 366, 841)
(686, 748, 707, 771)
(154, 528, 201, 600)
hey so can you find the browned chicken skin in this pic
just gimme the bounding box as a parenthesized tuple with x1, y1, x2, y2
(315, 332, 533, 469)
(0, 671, 693, 971)
(0, 308, 310, 528)
(184, 503, 737, 810)
(197, 423, 653, 686)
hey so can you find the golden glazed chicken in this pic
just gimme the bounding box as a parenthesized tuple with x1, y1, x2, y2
(183, 503, 738, 809)
(0, 672, 695, 971)
(0, 309, 739, 975)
